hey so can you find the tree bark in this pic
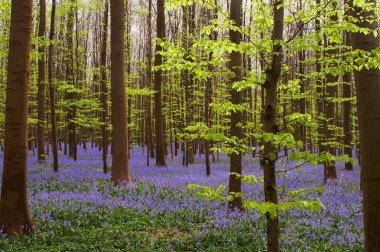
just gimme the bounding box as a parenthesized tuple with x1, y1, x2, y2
(154, 0, 167, 167)
(348, 0, 380, 250)
(0, 0, 35, 237)
(343, 31, 353, 171)
(66, 0, 77, 161)
(110, 0, 131, 184)
(324, 4, 338, 182)
(228, 0, 243, 211)
(145, 0, 155, 164)
(204, 6, 216, 176)
(37, 0, 46, 162)
(315, 0, 324, 154)
(100, 0, 109, 173)
(49, 0, 58, 172)
(262, 0, 284, 250)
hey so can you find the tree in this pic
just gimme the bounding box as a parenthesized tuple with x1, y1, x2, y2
(315, 0, 324, 155)
(48, 0, 58, 172)
(228, 0, 243, 211)
(323, 1, 338, 181)
(145, 0, 155, 165)
(154, 0, 167, 167)
(110, 0, 131, 184)
(100, 0, 109, 173)
(66, 0, 77, 161)
(262, 0, 284, 250)
(348, 0, 380, 249)
(0, 0, 35, 237)
(342, 30, 353, 171)
(37, 0, 46, 162)
(183, 4, 196, 166)
(205, 4, 218, 176)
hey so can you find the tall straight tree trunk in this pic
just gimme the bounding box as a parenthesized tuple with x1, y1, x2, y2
(204, 6, 217, 176)
(315, 0, 324, 154)
(298, 6, 306, 149)
(110, 0, 131, 184)
(0, 0, 35, 237)
(348, 0, 380, 250)
(37, 0, 46, 162)
(49, 0, 58, 172)
(228, 0, 243, 211)
(342, 31, 353, 171)
(154, 0, 167, 167)
(125, 0, 132, 156)
(184, 5, 196, 165)
(100, 0, 109, 173)
(181, 6, 190, 167)
(145, 0, 155, 163)
(324, 4, 338, 181)
(66, 0, 77, 161)
(262, 0, 284, 250)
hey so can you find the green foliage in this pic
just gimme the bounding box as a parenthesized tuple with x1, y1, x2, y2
(188, 184, 227, 202)
(244, 198, 325, 219)
(165, 0, 216, 9)
(287, 186, 326, 197)
(262, 132, 303, 149)
(188, 173, 326, 220)
(125, 87, 155, 96)
(230, 172, 263, 186)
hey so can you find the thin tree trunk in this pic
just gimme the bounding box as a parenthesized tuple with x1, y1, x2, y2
(100, 0, 109, 173)
(66, 0, 77, 161)
(49, 0, 58, 172)
(204, 4, 217, 176)
(228, 0, 243, 211)
(324, 4, 338, 182)
(146, 0, 155, 163)
(154, 0, 167, 167)
(37, 0, 46, 162)
(298, 5, 306, 149)
(315, 0, 324, 154)
(343, 31, 353, 171)
(262, 0, 284, 250)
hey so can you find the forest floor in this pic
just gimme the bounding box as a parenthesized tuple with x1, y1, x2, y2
(0, 147, 363, 251)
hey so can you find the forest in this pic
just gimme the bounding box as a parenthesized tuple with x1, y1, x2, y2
(0, 0, 379, 251)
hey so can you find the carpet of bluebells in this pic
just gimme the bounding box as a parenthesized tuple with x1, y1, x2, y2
(0, 146, 363, 251)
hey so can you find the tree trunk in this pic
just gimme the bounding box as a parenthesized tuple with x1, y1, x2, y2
(110, 0, 131, 184)
(37, 0, 46, 162)
(154, 0, 167, 167)
(48, 0, 58, 172)
(298, 13, 306, 149)
(343, 31, 353, 171)
(100, 0, 109, 173)
(262, 0, 284, 250)
(348, 0, 380, 250)
(0, 0, 35, 237)
(324, 5, 338, 182)
(228, 0, 243, 211)
(145, 0, 155, 163)
(66, 0, 77, 161)
(315, 0, 324, 154)
(204, 4, 217, 176)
